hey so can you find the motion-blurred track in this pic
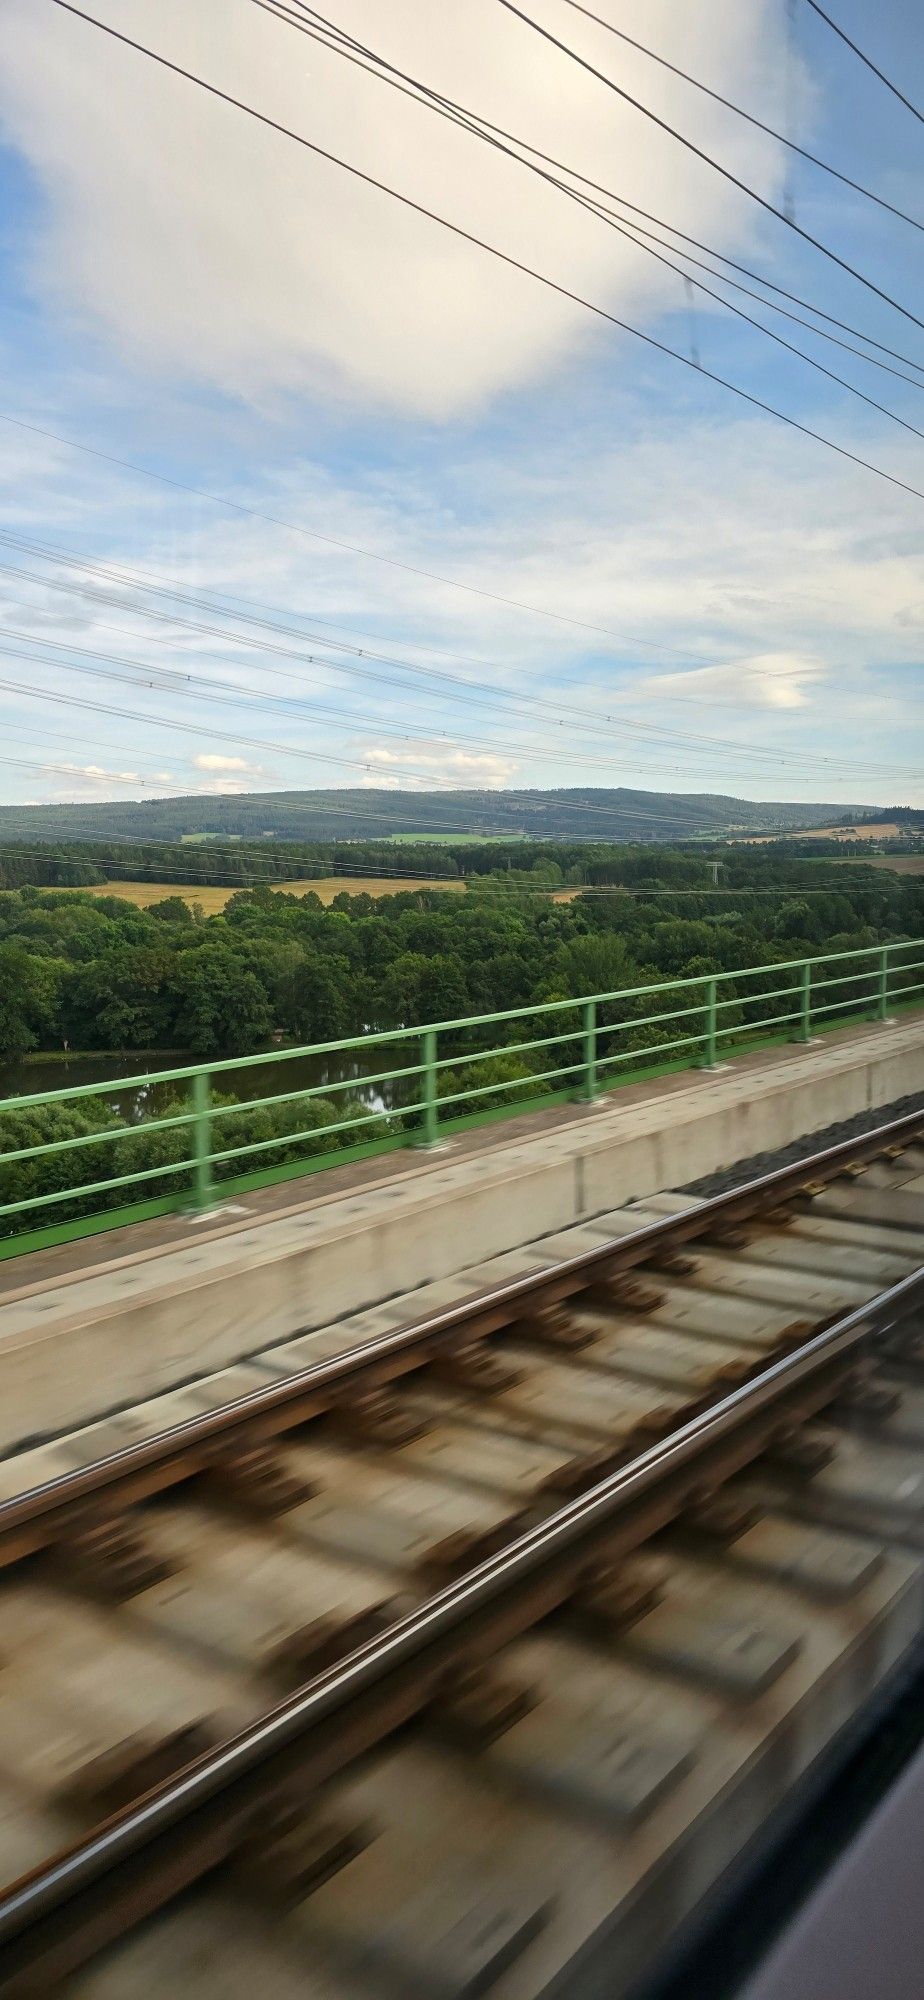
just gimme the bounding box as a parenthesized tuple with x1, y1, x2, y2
(0, 1111, 922, 1996)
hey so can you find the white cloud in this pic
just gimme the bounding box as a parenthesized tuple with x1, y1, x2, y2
(0, 395, 919, 810)
(69, 762, 141, 782)
(0, 0, 796, 417)
(192, 777, 253, 795)
(624, 653, 828, 712)
(192, 753, 255, 772)
(361, 742, 519, 788)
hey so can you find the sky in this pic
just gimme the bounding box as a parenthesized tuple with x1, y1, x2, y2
(0, 0, 921, 829)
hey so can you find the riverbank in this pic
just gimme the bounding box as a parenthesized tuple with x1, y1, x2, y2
(0, 1042, 403, 1116)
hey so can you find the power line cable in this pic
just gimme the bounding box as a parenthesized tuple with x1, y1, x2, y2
(802, 0, 924, 125)
(559, 0, 923, 227)
(0, 535, 833, 750)
(3, 540, 917, 789)
(0, 755, 176, 792)
(1, 534, 917, 819)
(44, 3, 924, 509)
(256, 2, 924, 439)
(0, 833, 904, 898)
(5, 599, 917, 786)
(3, 398, 695, 654)
(495, 0, 924, 332)
(5, 531, 774, 740)
(5, 629, 782, 789)
(261, 1, 924, 389)
(6, 676, 784, 836)
(2, 524, 919, 733)
(0, 715, 193, 779)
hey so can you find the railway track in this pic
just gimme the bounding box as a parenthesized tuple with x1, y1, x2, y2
(0, 1110, 921, 1996)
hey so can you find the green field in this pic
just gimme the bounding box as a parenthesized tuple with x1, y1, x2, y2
(387, 831, 528, 845)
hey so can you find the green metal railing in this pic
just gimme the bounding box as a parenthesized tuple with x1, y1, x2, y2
(0, 938, 922, 1260)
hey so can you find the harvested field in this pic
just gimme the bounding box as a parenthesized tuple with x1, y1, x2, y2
(743, 820, 913, 844)
(65, 875, 465, 912)
(272, 875, 465, 903)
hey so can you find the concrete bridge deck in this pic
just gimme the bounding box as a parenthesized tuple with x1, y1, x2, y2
(1, 1014, 922, 1451)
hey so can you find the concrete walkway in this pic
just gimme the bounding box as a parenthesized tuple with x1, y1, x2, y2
(1, 1014, 922, 1451)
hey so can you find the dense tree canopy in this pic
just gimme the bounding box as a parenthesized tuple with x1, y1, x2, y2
(0, 844, 920, 1066)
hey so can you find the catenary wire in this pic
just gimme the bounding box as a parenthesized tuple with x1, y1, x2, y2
(802, 0, 924, 125)
(47, 3, 924, 506)
(260, 1, 924, 391)
(255, 3, 924, 437)
(495, 0, 924, 332)
(560, 0, 923, 227)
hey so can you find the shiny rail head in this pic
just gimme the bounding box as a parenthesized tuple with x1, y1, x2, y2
(0, 1258, 920, 1958)
(2, 1105, 923, 1544)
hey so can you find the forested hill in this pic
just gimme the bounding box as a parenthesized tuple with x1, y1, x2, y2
(0, 786, 887, 845)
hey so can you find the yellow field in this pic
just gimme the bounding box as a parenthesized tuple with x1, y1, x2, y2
(76, 875, 465, 912)
(275, 876, 464, 903)
(743, 821, 910, 845)
(81, 880, 235, 913)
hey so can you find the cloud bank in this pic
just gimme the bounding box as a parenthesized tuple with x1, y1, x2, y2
(0, 0, 795, 417)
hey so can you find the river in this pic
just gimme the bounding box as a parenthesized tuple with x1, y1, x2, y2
(0, 1044, 420, 1119)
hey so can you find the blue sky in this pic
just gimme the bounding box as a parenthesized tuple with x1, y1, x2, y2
(0, 0, 920, 827)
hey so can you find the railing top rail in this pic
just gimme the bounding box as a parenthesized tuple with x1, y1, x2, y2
(0, 936, 918, 1118)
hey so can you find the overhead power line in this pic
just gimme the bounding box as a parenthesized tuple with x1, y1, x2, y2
(0, 833, 904, 899)
(47, 3, 924, 506)
(3, 527, 919, 753)
(256, 3, 924, 439)
(260, 3, 924, 392)
(495, 0, 924, 332)
(0, 402, 699, 659)
(4, 556, 919, 783)
(6, 677, 782, 837)
(560, 0, 923, 229)
(0, 755, 172, 791)
(802, 0, 924, 125)
(5, 627, 785, 790)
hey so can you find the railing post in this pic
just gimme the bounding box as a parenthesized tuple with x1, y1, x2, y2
(700, 977, 717, 1069)
(878, 945, 890, 1021)
(580, 998, 598, 1100)
(790, 959, 812, 1042)
(419, 1026, 439, 1147)
(190, 1067, 214, 1210)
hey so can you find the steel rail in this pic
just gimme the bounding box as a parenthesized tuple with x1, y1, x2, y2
(1, 1108, 922, 1554)
(0, 1257, 921, 1971)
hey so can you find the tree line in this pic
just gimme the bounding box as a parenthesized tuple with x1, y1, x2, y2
(0, 850, 921, 1066)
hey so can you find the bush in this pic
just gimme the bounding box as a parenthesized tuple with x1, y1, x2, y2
(435, 1051, 543, 1115)
(0, 1087, 393, 1238)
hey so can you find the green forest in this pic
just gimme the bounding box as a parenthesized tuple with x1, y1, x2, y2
(2, 840, 921, 1238)
(0, 784, 904, 846)
(1, 843, 922, 1064)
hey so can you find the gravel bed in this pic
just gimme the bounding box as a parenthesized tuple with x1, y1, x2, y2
(683, 1090, 924, 1200)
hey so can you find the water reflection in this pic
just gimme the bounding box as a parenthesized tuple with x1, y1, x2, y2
(0, 1046, 420, 1119)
